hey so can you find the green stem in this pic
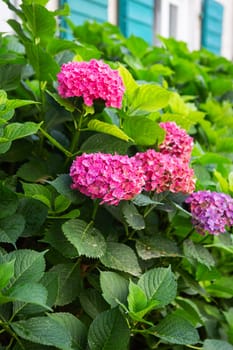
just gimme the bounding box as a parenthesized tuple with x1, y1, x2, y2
(151, 340, 162, 349)
(70, 112, 85, 154)
(144, 204, 157, 218)
(92, 200, 100, 221)
(39, 127, 72, 157)
(185, 345, 203, 350)
(178, 228, 195, 246)
(0, 322, 25, 350)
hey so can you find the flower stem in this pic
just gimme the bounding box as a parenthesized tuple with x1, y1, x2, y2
(92, 200, 100, 221)
(70, 112, 85, 154)
(39, 127, 72, 158)
(178, 228, 195, 246)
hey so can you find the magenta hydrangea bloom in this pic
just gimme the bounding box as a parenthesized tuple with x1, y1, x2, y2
(134, 149, 195, 194)
(185, 191, 233, 235)
(57, 59, 125, 108)
(70, 153, 145, 206)
(159, 122, 193, 162)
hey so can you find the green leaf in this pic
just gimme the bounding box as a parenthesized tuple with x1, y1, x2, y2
(229, 172, 233, 192)
(210, 78, 233, 96)
(21, 4, 56, 45)
(53, 195, 71, 214)
(175, 297, 204, 327)
(129, 84, 171, 115)
(118, 65, 138, 103)
(47, 38, 79, 55)
(79, 289, 108, 319)
(16, 159, 48, 182)
(22, 183, 51, 199)
(132, 193, 162, 207)
(205, 276, 233, 298)
(100, 271, 129, 307)
(183, 239, 215, 269)
(125, 35, 149, 59)
(123, 116, 165, 146)
(40, 271, 58, 307)
(88, 119, 131, 142)
(0, 214, 25, 245)
(46, 91, 75, 112)
(48, 313, 87, 350)
(0, 90, 7, 104)
(122, 202, 145, 230)
(17, 198, 48, 236)
(214, 170, 229, 193)
(196, 264, 221, 282)
(2, 282, 50, 310)
(80, 133, 129, 155)
(0, 64, 22, 91)
(11, 316, 72, 349)
(62, 219, 106, 258)
(50, 263, 82, 306)
(49, 174, 84, 204)
(24, 43, 59, 81)
(42, 223, 79, 259)
(153, 313, 200, 345)
(100, 242, 141, 276)
(203, 339, 233, 350)
(0, 98, 37, 122)
(0, 183, 18, 219)
(3, 122, 41, 142)
(0, 260, 15, 290)
(138, 266, 177, 307)
(127, 281, 159, 322)
(136, 235, 181, 260)
(4, 249, 46, 288)
(88, 308, 130, 350)
(128, 280, 147, 313)
(0, 141, 11, 154)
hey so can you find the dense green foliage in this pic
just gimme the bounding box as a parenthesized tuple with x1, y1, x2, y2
(0, 1, 233, 349)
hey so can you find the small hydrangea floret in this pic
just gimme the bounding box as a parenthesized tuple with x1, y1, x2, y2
(70, 153, 145, 206)
(57, 59, 125, 109)
(159, 122, 193, 162)
(185, 190, 233, 235)
(134, 149, 195, 194)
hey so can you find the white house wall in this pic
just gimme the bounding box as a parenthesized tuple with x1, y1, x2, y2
(218, 0, 233, 59)
(0, 0, 16, 33)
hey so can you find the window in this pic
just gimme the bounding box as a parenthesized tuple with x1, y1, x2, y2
(201, 0, 224, 55)
(118, 0, 155, 44)
(154, 0, 201, 51)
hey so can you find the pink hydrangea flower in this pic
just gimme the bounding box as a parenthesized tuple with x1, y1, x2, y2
(159, 122, 193, 162)
(134, 149, 195, 194)
(57, 59, 125, 108)
(185, 191, 233, 235)
(70, 153, 145, 206)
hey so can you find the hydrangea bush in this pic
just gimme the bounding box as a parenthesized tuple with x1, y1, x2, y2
(0, 1, 233, 349)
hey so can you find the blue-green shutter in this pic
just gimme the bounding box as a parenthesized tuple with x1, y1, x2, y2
(201, 0, 224, 55)
(60, 0, 108, 37)
(118, 0, 155, 44)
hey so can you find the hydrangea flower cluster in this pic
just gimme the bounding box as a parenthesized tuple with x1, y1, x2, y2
(185, 191, 233, 235)
(57, 59, 125, 108)
(134, 149, 195, 194)
(70, 153, 145, 206)
(159, 122, 193, 162)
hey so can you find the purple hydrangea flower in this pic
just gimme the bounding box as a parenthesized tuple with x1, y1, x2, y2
(185, 190, 233, 235)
